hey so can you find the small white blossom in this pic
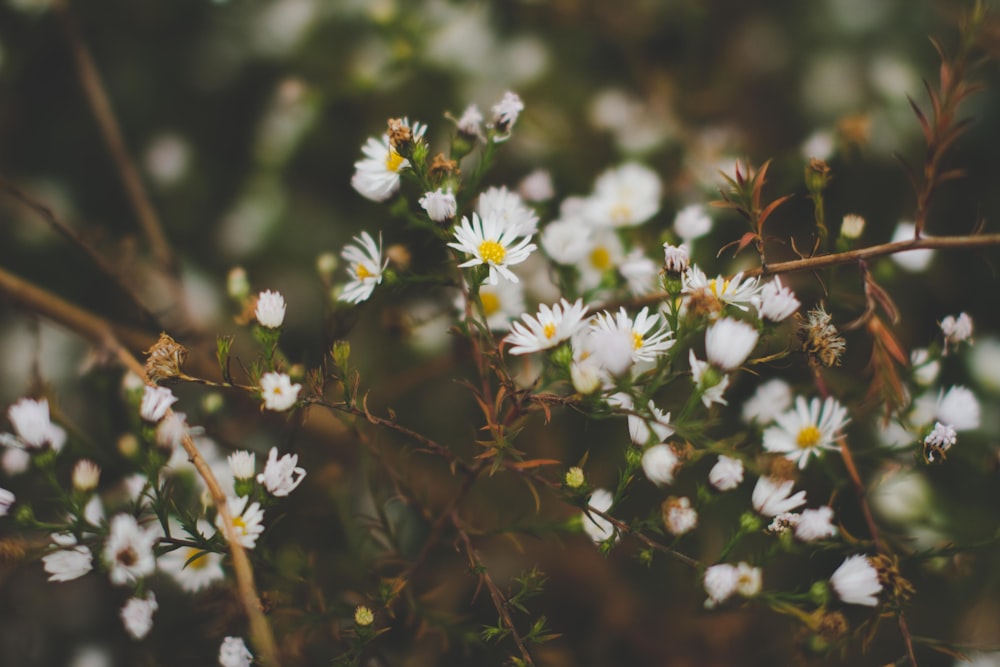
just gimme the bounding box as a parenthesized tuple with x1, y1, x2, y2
(705, 318, 759, 370)
(910, 348, 940, 386)
(259, 372, 301, 412)
(121, 592, 158, 640)
(673, 203, 713, 241)
(257, 447, 306, 497)
(159, 520, 225, 593)
(889, 221, 934, 272)
(619, 249, 659, 295)
(752, 476, 807, 517)
(734, 562, 762, 598)
(934, 385, 979, 431)
(219, 636, 253, 667)
(591, 307, 674, 365)
(490, 90, 524, 134)
(351, 120, 425, 202)
(794, 506, 838, 542)
(505, 298, 587, 355)
(940, 312, 973, 352)
(540, 215, 590, 265)
(841, 214, 865, 239)
(477, 185, 539, 237)
(43, 533, 93, 582)
(628, 400, 674, 447)
(924, 422, 958, 461)
(754, 277, 801, 322)
(0, 487, 14, 516)
(156, 411, 200, 450)
(419, 188, 457, 222)
(448, 212, 537, 285)
(763, 396, 849, 469)
(663, 496, 698, 536)
(226, 266, 250, 301)
(683, 268, 761, 313)
(1, 447, 30, 476)
(456, 104, 484, 136)
(104, 514, 157, 586)
(662, 243, 690, 273)
(462, 279, 525, 332)
(228, 450, 256, 481)
(576, 325, 634, 378)
(641, 444, 678, 486)
(6, 397, 66, 450)
(582, 488, 616, 543)
(767, 512, 800, 535)
(689, 350, 730, 407)
(708, 455, 744, 491)
(217, 495, 265, 549)
(339, 231, 389, 304)
(140, 386, 177, 423)
(703, 563, 739, 607)
(72, 460, 101, 492)
(518, 169, 554, 202)
(254, 290, 286, 328)
(584, 162, 661, 228)
(741, 378, 792, 425)
(830, 554, 882, 606)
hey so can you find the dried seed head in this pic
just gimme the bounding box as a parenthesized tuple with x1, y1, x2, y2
(386, 118, 412, 152)
(686, 287, 723, 320)
(428, 153, 458, 179)
(797, 306, 845, 367)
(144, 332, 188, 383)
(871, 553, 915, 606)
(814, 610, 848, 643)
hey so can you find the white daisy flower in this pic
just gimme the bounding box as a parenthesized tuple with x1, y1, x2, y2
(673, 203, 713, 242)
(254, 290, 286, 328)
(663, 496, 697, 535)
(159, 521, 225, 593)
(6, 397, 66, 450)
(683, 268, 761, 312)
(762, 396, 849, 469)
(703, 563, 739, 607)
(741, 378, 792, 425)
(71, 460, 100, 493)
(573, 325, 634, 379)
(689, 350, 730, 407)
(753, 277, 801, 322)
(259, 372, 301, 412)
(924, 421, 958, 461)
(217, 495, 266, 550)
(466, 279, 525, 331)
(752, 476, 807, 517)
(641, 444, 678, 486)
(830, 554, 882, 606)
(940, 312, 973, 351)
(257, 447, 306, 497)
(518, 169, 554, 202)
(504, 298, 587, 355)
(339, 231, 389, 304)
(577, 228, 625, 291)
(43, 533, 93, 582)
(219, 636, 254, 667)
(662, 243, 690, 274)
(351, 120, 426, 202)
(140, 386, 177, 423)
(591, 307, 674, 365)
(104, 514, 157, 586)
(120, 592, 158, 640)
(540, 214, 591, 265)
(584, 162, 661, 227)
(448, 212, 537, 285)
(456, 104, 484, 137)
(490, 90, 524, 135)
(841, 213, 865, 239)
(705, 318, 759, 370)
(227, 450, 256, 481)
(477, 185, 539, 237)
(419, 187, 457, 222)
(734, 562, 762, 598)
(708, 455, 744, 491)
(582, 488, 616, 543)
(794, 506, 838, 542)
(628, 400, 674, 446)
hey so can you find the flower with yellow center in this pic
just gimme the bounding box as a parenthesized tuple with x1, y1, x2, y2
(159, 520, 225, 592)
(351, 120, 426, 202)
(216, 496, 265, 550)
(448, 212, 537, 285)
(763, 396, 849, 469)
(505, 298, 588, 356)
(339, 231, 389, 304)
(457, 279, 525, 332)
(590, 306, 674, 365)
(683, 267, 761, 314)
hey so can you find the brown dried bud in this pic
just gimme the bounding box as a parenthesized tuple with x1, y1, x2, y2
(805, 158, 831, 194)
(386, 243, 411, 271)
(797, 306, 845, 368)
(429, 153, 458, 180)
(767, 456, 798, 481)
(144, 332, 188, 383)
(387, 118, 412, 152)
(814, 610, 848, 643)
(686, 287, 723, 320)
(871, 553, 915, 606)
(0, 538, 27, 563)
(837, 113, 871, 147)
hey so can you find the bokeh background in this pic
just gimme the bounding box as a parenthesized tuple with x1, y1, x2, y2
(2, 0, 1000, 665)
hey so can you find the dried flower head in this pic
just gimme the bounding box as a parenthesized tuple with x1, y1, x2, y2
(870, 553, 914, 606)
(797, 306, 845, 367)
(386, 117, 413, 152)
(144, 333, 187, 383)
(428, 153, 459, 180)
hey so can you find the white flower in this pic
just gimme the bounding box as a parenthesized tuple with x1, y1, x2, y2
(574, 325, 634, 378)
(254, 290, 286, 328)
(448, 212, 537, 285)
(741, 378, 792, 424)
(794, 506, 838, 542)
(924, 422, 958, 461)
(43, 533, 93, 582)
(752, 476, 807, 517)
(889, 221, 934, 272)
(72, 460, 101, 492)
(582, 488, 616, 543)
(767, 512, 800, 535)
(217, 495, 265, 549)
(159, 520, 225, 593)
(0, 487, 14, 516)
(673, 203, 712, 241)
(628, 400, 674, 446)
(705, 318, 759, 370)
(662, 243, 690, 273)
(734, 562, 762, 598)
(228, 450, 256, 481)
(703, 563, 739, 607)
(841, 214, 865, 239)
(940, 312, 973, 350)
(257, 447, 306, 497)
(1, 447, 30, 476)
(830, 554, 882, 606)
(219, 636, 253, 667)
(140, 386, 177, 422)
(577, 227, 625, 290)
(763, 396, 849, 469)
(259, 372, 301, 412)
(456, 104, 484, 136)
(591, 307, 674, 365)
(689, 350, 730, 407)
(121, 592, 158, 640)
(156, 411, 200, 450)
(339, 231, 389, 304)
(104, 514, 157, 586)
(754, 277, 801, 322)
(505, 298, 587, 355)
(351, 121, 426, 201)
(490, 90, 524, 134)
(934, 385, 979, 431)
(584, 162, 661, 227)
(540, 215, 590, 265)
(683, 268, 761, 313)
(227, 267, 250, 301)
(518, 169, 554, 202)
(641, 444, 678, 486)
(619, 248, 659, 295)
(467, 279, 525, 331)
(477, 186, 539, 237)
(663, 496, 698, 535)
(708, 455, 744, 491)
(7, 397, 66, 450)
(419, 188, 458, 222)
(910, 348, 940, 386)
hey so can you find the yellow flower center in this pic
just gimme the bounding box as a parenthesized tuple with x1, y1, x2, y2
(543, 322, 557, 339)
(356, 263, 373, 280)
(232, 516, 247, 533)
(589, 246, 612, 270)
(480, 292, 500, 316)
(632, 331, 644, 350)
(796, 425, 822, 449)
(478, 240, 506, 264)
(708, 278, 731, 297)
(185, 548, 210, 571)
(385, 150, 405, 172)
(610, 203, 632, 225)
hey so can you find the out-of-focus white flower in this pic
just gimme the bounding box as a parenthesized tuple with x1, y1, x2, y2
(464, 279, 525, 332)
(254, 290, 286, 328)
(830, 554, 882, 606)
(591, 307, 673, 365)
(910, 348, 940, 386)
(703, 563, 739, 607)
(628, 400, 673, 446)
(673, 203, 712, 242)
(121, 592, 158, 640)
(1, 448, 31, 476)
(477, 186, 539, 237)
(683, 268, 761, 313)
(763, 396, 849, 469)
(934, 385, 979, 431)
(140, 386, 177, 423)
(841, 213, 865, 239)
(620, 249, 659, 295)
(540, 214, 590, 265)
(870, 467, 933, 524)
(505, 298, 587, 356)
(752, 476, 807, 517)
(259, 372, 301, 411)
(227, 267, 250, 301)
(351, 120, 426, 201)
(582, 488, 616, 543)
(801, 130, 835, 160)
(576, 325, 634, 378)
(742, 378, 792, 425)
(72, 460, 101, 493)
(228, 451, 256, 481)
(257, 447, 306, 497)
(889, 221, 934, 272)
(662, 243, 690, 273)
(705, 318, 759, 370)
(339, 231, 388, 304)
(584, 163, 661, 228)
(43, 533, 93, 582)
(156, 411, 200, 450)
(490, 90, 524, 135)
(456, 104, 484, 136)
(518, 169, 554, 202)
(794, 506, 838, 542)
(708, 455, 744, 491)
(641, 444, 678, 486)
(940, 312, 973, 352)
(734, 562, 762, 597)
(219, 636, 254, 667)
(754, 277, 801, 322)
(7, 397, 66, 450)
(217, 496, 265, 550)
(419, 188, 457, 222)
(968, 335, 1000, 393)
(0, 488, 14, 516)
(663, 496, 698, 536)
(448, 212, 537, 285)
(104, 514, 157, 586)
(576, 227, 624, 290)
(159, 520, 225, 593)
(689, 350, 730, 407)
